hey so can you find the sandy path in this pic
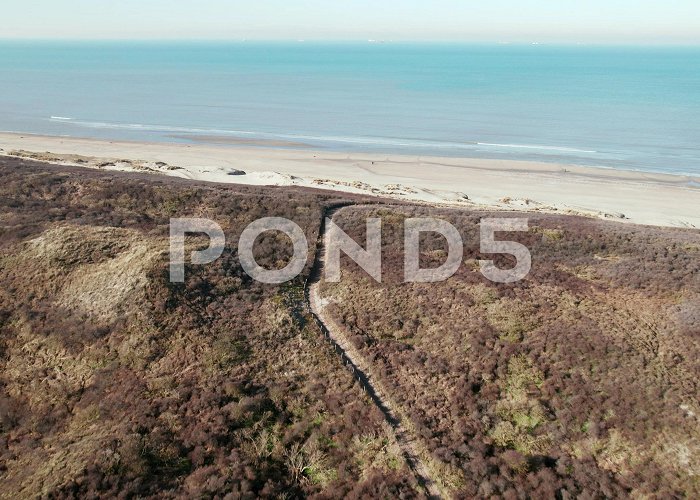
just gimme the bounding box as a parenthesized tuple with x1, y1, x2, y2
(305, 204, 443, 499)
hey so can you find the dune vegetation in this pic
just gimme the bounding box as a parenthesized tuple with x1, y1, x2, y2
(0, 157, 698, 498)
(0, 158, 418, 498)
(319, 205, 700, 497)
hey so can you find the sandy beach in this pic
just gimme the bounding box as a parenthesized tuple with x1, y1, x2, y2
(1, 131, 698, 228)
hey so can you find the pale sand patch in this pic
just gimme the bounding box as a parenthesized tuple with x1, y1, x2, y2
(58, 242, 161, 321)
(1, 132, 699, 228)
(23, 225, 164, 321)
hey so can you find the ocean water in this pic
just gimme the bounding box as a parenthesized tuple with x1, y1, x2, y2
(0, 41, 699, 174)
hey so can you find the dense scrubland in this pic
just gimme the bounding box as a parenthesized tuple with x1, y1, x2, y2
(320, 206, 700, 497)
(1, 156, 699, 498)
(0, 158, 419, 498)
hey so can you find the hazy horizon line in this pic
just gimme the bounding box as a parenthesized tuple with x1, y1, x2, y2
(1, 38, 699, 47)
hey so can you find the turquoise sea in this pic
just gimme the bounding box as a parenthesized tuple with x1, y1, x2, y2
(0, 42, 698, 174)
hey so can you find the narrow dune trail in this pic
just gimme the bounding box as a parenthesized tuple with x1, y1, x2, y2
(305, 204, 444, 499)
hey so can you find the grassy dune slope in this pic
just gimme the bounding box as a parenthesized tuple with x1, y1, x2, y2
(1, 157, 698, 498)
(320, 205, 700, 497)
(0, 158, 418, 498)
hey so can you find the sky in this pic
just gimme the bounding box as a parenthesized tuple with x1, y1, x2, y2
(2, 0, 699, 44)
